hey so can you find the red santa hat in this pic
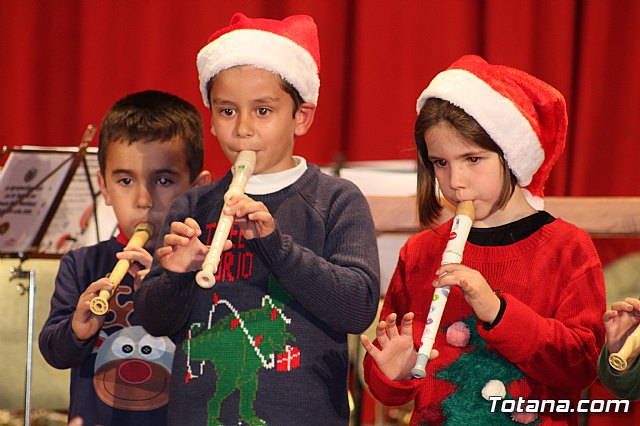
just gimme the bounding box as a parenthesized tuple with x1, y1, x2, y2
(416, 55, 567, 210)
(196, 13, 321, 108)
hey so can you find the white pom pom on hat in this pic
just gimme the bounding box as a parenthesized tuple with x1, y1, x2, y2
(197, 13, 321, 108)
(416, 55, 567, 210)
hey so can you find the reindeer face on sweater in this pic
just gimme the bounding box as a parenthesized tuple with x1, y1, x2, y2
(93, 325, 175, 410)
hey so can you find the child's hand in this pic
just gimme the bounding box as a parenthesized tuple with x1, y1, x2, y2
(156, 218, 215, 272)
(603, 297, 640, 363)
(360, 312, 436, 380)
(117, 245, 152, 269)
(433, 264, 501, 324)
(133, 269, 150, 290)
(72, 278, 111, 341)
(67, 416, 83, 426)
(116, 245, 152, 290)
(224, 194, 275, 239)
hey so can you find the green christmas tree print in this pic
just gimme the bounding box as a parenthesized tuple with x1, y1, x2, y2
(433, 316, 541, 425)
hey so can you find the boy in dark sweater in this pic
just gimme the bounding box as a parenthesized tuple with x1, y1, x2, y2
(39, 90, 211, 426)
(134, 13, 380, 426)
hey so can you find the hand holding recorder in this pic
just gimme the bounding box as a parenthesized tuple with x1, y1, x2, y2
(89, 223, 155, 316)
(604, 297, 640, 371)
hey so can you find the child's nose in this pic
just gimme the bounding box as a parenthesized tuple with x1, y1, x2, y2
(449, 165, 467, 189)
(136, 185, 154, 208)
(235, 112, 254, 137)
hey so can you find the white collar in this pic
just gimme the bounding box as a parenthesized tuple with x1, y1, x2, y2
(239, 156, 308, 195)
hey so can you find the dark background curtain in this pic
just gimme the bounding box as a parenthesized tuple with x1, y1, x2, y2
(1, 1, 640, 423)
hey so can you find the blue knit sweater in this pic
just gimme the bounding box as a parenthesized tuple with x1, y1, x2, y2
(39, 237, 173, 426)
(135, 164, 380, 425)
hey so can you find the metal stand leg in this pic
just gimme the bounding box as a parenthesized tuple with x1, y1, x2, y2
(11, 265, 35, 426)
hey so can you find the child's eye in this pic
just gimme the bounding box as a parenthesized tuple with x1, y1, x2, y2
(432, 159, 447, 168)
(118, 177, 133, 186)
(156, 177, 173, 186)
(256, 107, 271, 116)
(468, 156, 480, 164)
(220, 108, 235, 117)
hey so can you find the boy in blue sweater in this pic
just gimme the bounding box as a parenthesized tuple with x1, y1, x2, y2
(39, 90, 211, 426)
(134, 13, 380, 426)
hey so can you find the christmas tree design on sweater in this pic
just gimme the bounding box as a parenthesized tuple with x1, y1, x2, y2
(184, 275, 298, 426)
(422, 316, 542, 425)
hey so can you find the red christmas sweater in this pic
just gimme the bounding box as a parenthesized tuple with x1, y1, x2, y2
(364, 218, 605, 425)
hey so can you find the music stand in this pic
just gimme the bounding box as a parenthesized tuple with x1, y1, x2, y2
(0, 125, 115, 425)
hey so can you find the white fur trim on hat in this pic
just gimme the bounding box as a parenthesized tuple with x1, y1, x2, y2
(197, 29, 320, 107)
(522, 189, 544, 211)
(416, 69, 544, 187)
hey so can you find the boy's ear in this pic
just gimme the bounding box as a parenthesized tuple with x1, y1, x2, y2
(294, 103, 316, 136)
(191, 170, 212, 188)
(97, 171, 112, 206)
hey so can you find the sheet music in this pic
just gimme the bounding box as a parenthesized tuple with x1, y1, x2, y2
(0, 147, 117, 256)
(0, 150, 73, 253)
(39, 152, 117, 254)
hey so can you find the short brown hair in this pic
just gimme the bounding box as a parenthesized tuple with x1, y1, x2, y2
(414, 98, 517, 228)
(98, 90, 204, 182)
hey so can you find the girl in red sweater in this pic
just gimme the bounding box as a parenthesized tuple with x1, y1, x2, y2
(361, 55, 605, 425)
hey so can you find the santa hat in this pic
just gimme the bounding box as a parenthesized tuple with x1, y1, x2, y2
(416, 55, 567, 210)
(196, 13, 321, 108)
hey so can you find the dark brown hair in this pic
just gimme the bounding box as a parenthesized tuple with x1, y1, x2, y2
(98, 90, 204, 182)
(414, 98, 517, 228)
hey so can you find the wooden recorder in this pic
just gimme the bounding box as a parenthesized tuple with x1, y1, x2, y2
(196, 150, 256, 289)
(89, 223, 155, 316)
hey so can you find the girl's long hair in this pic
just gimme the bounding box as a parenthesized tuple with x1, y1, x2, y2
(414, 98, 517, 228)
